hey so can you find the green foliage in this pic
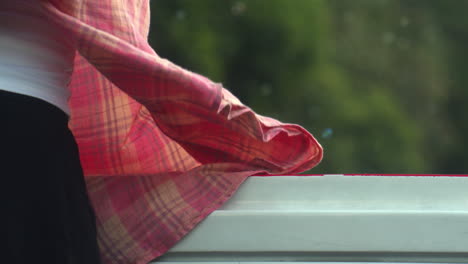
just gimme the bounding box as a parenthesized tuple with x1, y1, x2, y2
(150, 0, 466, 174)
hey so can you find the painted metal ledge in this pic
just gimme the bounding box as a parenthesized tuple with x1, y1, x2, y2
(153, 175, 468, 263)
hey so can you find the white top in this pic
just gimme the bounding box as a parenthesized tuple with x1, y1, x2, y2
(0, 1, 75, 115)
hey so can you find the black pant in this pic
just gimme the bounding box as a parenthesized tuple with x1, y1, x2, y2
(2, 90, 101, 264)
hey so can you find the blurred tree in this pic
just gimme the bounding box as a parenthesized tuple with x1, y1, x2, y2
(423, 0, 468, 173)
(149, 0, 463, 174)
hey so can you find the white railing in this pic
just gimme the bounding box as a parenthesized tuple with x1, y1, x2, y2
(154, 175, 468, 264)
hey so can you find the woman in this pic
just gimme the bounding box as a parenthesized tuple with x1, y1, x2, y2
(3, 0, 322, 263)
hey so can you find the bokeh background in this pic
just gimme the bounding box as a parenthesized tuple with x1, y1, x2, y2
(149, 0, 468, 174)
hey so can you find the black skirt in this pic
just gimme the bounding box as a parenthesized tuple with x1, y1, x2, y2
(2, 90, 101, 264)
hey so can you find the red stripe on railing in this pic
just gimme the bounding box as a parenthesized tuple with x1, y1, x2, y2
(254, 173, 468, 177)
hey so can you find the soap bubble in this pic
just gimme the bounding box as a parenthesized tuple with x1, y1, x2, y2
(382, 32, 395, 45)
(231, 1, 247, 16)
(322, 128, 333, 139)
(400, 17, 410, 27)
(176, 10, 186, 20)
(260, 83, 272, 96)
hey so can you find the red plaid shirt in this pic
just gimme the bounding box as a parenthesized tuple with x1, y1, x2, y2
(41, 0, 323, 263)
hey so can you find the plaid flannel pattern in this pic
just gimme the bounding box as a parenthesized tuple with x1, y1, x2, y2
(41, 0, 323, 263)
